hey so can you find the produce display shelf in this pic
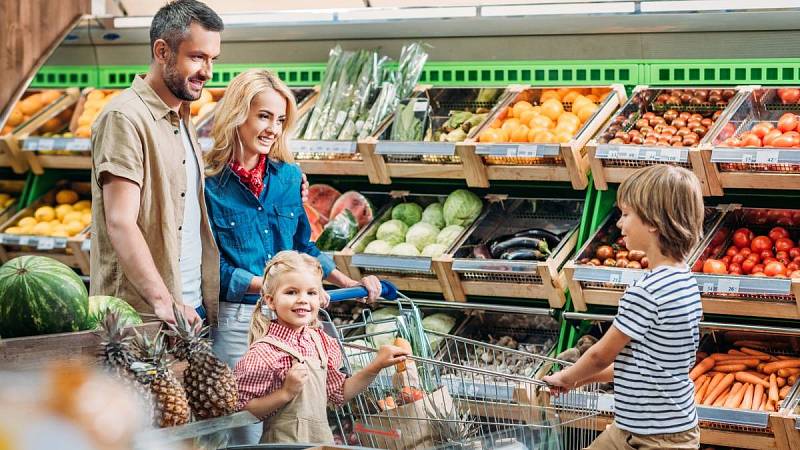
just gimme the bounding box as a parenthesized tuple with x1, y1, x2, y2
(648, 60, 800, 86)
(587, 85, 747, 196)
(30, 65, 98, 89)
(134, 411, 259, 449)
(562, 312, 800, 450)
(703, 86, 800, 195)
(448, 196, 584, 308)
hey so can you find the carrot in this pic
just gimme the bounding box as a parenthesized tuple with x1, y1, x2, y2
(740, 347, 771, 358)
(713, 388, 731, 407)
(697, 351, 709, 360)
(393, 337, 412, 373)
(757, 363, 766, 372)
(694, 374, 709, 389)
(777, 368, 800, 378)
(760, 397, 767, 411)
(735, 371, 770, 388)
(711, 354, 769, 362)
(778, 355, 794, 360)
(763, 360, 800, 374)
(704, 373, 735, 406)
(780, 385, 792, 400)
(766, 400, 776, 412)
(690, 358, 715, 381)
(740, 384, 754, 410)
(753, 384, 765, 410)
(703, 373, 725, 403)
(777, 377, 787, 388)
(734, 340, 770, 350)
(695, 377, 711, 403)
(706, 371, 721, 378)
(769, 374, 780, 402)
(729, 349, 747, 355)
(744, 371, 769, 380)
(715, 364, 748, 373)
(790, 374, 798, 386)
(724, 382, 745, 409)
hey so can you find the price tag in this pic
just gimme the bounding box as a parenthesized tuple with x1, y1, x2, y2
(38, 139, 55, 151)
(756, 150, 780, 164)
(37, 238, 55, 250)
(606, 149, 619, 159)
(618, 147, 640, 160)
(412, 99, 429, 112)
(701, 281, 716, 293)
(81, 239, 91, 252)
(516, 145, 539, 158)
(609, 272, 622, 284)
(18, 236, 31, 246)
(65, 139, 90, 151)
(643, 149, 658, 160)
(621, 270, 641, 285)
(717, 278, 740, 293)
(741, 152, 757, 164)
(660, 148, 680, 162)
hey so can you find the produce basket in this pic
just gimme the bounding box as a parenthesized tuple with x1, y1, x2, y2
(470, 84, 626, 190)
(564, 204, 729, 312)
(368, 86, 507, 187)
(561, 312, 800, 450)
(688, 206, 800, 320)
(0, 179, 25, 226)
(1, 88, 81, 174)
(0, 181, 91, 274)
(449, 196, 584, 307)
(587, 85, 746, 195)
(340, 191, 489, 298)
(704, 86, 800, 195)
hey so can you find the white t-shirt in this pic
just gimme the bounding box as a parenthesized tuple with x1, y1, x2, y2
(179, 121, 203, 309)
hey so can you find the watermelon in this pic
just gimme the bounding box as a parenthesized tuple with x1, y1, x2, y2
(304, 204, 324, 241)
(329, 191, 373, 228)
(316, 210, 358, 251)
(87, 295, 142, 329)
(0, 256, 89, 338)
(307, 184, 341, 225)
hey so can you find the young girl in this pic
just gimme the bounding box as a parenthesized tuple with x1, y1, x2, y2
(234, 250, 409, 444)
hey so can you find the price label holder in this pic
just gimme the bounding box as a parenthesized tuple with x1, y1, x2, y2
(475, 143, 560, 158)
(65, 139, 91, 151)
(37, 139, 55, 151)
(376, 141, 455, 156)
(37, 238, 55, 250)
(598, 144, 688, 162)
(756, 150, 780, 164)
(608, 270, 643, 285)
(290, 140, 357, 155)
(82, 239, 91, 252)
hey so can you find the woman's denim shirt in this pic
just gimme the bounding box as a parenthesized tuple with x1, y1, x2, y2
(204, 160, 335, 304)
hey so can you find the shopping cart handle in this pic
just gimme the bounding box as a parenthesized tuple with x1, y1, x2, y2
(327, 280, 398, 302)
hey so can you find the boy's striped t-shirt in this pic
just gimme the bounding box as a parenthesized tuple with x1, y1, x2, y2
(612, 265, 702, 435)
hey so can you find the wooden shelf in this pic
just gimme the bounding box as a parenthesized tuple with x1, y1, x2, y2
(297, 159, 368, 177)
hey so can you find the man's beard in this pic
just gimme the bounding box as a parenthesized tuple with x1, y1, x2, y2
(163, 56, 203, 102)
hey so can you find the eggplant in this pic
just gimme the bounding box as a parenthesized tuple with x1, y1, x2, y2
(498, 248, 548, 261)
(490, 236, 550, 259)
(472, 244, 491, 259)
(512, 228, 562, 248)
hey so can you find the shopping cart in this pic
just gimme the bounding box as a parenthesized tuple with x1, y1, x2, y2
(321, 281, 601, 450)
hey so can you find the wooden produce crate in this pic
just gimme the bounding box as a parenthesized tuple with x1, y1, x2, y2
(564, 205, 730, 313)
(0, 181, 91, 274)
(688, 206, 800, 320)
(338, 191, 490, 299)
(0, 321, 160, 371)
(366, 86, 508, 188)
(703, 86, 800, 196)
(447, 196, 583, 307)
(468, 84, 626, 190)
(587, 85, 746, 196)
(1, 88, 81, 173)
(0, 180, 25, 226)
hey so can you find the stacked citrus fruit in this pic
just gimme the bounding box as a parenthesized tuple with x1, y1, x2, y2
(478, 88, 611, 144)
(190, 89, 218, 124)
(1, 90, 64, 136)
(4, 189, 91, 238)
(0, 193, 16, 211)
(74, 90, 121, 138)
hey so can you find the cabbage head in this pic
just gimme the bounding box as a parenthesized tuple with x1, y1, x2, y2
(443, 189, 482, 226)
(376, 219, 408, 245)
(421, 243, 448, 257)
(421, 203, 445, 229)
(364, 239, 393, 254)
(391, 202, 423, 227)
(405, 222, 440, 251)
(436, 225, 465, 247)
(390, 243, 421, 256)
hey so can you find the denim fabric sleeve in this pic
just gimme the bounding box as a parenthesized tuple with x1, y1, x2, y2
(293, 202, 336, 278)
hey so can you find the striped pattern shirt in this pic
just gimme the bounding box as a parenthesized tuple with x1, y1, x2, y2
(612, 265, 702, 435)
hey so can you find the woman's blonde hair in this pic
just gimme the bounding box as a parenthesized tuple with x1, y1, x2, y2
(205, 69, 297, 176)
(248, 250, 323, 345)
(617, 165, 705, 262)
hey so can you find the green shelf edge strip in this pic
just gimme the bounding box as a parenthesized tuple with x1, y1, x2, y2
(29, 59, 800, 89)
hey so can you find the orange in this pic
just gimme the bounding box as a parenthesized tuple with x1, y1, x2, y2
(1, 126, 11, 136)
(555, 121, 579, 135)
(554, 131, 573, 143)
(41, 117, 63, 133)
(518, 109, 539, 126)
(501, 118, 521, 133)
(591, 87, 609, 96)
(556, 87, 573, 99)
(532, 130, 555, 144)
(497, 106, 510, 121)
(540, 99, 565, 121)
(586, 94, 600, 102)
(562, 91, 581, 104)
(479, 128, 502, 143)
(75, 126, 91, 138)
(510, 124, 530, 142)
(7, 109, 23, 127)
(572, 95, 593, 113)
(558, 112, 580, 126)
(496, 128, 510, 142)
(86, 90, 106, 102)
(576, 104, 599, 123)
(540, 90, 560, 102)
(511, 101, 534, 119)
(529, 115, 553, 130)
(40, 90, 62, 103)
(489, 118, 503, 129)
(19, 96, 42, 115)
(77, 114, 94, 127)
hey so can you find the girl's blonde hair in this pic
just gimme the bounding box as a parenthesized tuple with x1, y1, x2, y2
(617, 165, 705, 262)
(205, 69, 297, 177)
(248, 250, 323, 345)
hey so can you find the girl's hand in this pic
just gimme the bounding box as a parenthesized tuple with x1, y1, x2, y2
(282, 361, 308, 398)
(300, 173, 309, 203)
(543, 372, 575, 396)
(370, 345, 410, 373)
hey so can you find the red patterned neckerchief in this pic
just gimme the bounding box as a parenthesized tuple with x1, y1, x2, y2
(230, 154, 267, 197)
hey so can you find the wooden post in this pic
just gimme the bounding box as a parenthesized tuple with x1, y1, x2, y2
(561, 141, 589, 190)
(359, 139, 391, 185)
(457, 143, 490, 188)
(587, 142, 609, 190)
(699, 144, 724, 196)
(792, 279, 800, 318)
(0, 136, 30, 174)
(432, 255, 466, 302)
(688, 148, 713, 197)
(563, 262, 588, 311)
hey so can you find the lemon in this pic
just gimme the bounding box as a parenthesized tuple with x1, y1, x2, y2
(32, 222, 53, 236)
(86, 90, 105, 102)
(4, 226, 23, 234)
(63, 211, 83, 224)
(55, 204, 73, 221)
(50, 224, 70, 237)
(72, 200, 91, 211)
(65, 221, 85, 236)
(0, 193, 9, 202)
(81, 211, 92, 226)
(56, 189, 79, 205)
(3, 198, 13, 208)
(51, 230, 71, 238)
(34, 206, 55, 222)
(18, 217, 37, 228)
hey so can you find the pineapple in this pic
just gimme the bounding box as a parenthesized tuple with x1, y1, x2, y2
(132, 331, 192, 427)
(167, 305, 238, 419)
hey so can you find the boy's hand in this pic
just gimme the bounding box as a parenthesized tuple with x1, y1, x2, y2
(543, 372, 575, 396)
(282, 361, 308, 398)
(370, 345, 410, 373)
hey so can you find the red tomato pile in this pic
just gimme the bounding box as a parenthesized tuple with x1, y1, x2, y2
(777, 88, 800, 105)
(720, 113, 800, 148)
(696, 226, 800, 278)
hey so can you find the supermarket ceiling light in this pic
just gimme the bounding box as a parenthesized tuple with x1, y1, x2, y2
(481, 2, 636, 17)
(640, 0, 800, 12)
(337, 7, 476, 21)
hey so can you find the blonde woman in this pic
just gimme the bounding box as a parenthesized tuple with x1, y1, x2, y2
(204, 69, 380, 444)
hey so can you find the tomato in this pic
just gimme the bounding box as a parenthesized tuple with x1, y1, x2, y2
(778, 88, 800, 104)
(731, 254, 745, 265)
(769, 226, 790, 241)
(710, 229, 728, 247)
(733, 228, 753, 248)
(764, 261, 787, 277)
(728, 262, 743, 275)
(726, 246, 739, 257)
(763, 129, 783, 146)
(721, 256, 731, 265)
(753, 272, 768, 277)
(787, 262, 799, 273)
(722, 137, 742, 147)
(777, 113, 799, 133)
(742, 259, 756, 274)
(692, 259, 705, 272)
(752, 264, 765, 274)
(775, 238, 794, 253)
(772, 134, 798, 147)
(760, 250, 774, 260)
(740, 248, 752, 257)
(790, 270, 800, 279)
(739, 132, 762, 147)
(703, 259, 728, 274)
(790, 248, 800, 259)
(795, 256, 800, 265)
(776, 250, 789, 259)
(763, 257, 777, 265)
(751, 236, 773, 253)
(751, 122, 774, 139)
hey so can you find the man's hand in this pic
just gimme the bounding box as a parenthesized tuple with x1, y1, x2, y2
(153, 299, 202, 329)
(360, 275, 382, 303)
(300, 172, 309, 204)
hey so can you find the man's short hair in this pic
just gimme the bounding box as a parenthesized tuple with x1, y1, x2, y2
(149, 0, 223, 59)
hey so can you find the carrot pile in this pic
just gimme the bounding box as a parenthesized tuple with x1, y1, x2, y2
(691, 346, 798, 411)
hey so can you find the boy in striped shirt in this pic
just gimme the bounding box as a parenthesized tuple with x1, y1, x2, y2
(544, 165, 705, 449)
